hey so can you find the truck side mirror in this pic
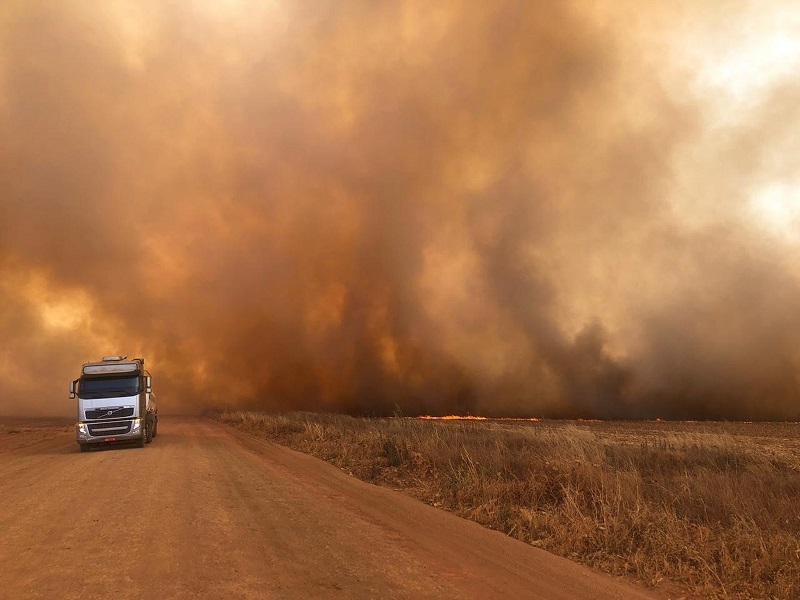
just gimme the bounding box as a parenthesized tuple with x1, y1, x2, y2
(145, 375, 152, 393)
(69, 380, 76, 399)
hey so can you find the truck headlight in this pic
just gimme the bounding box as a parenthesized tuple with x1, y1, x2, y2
(77, 423, 89, 438)
(131, 418, 142, 433)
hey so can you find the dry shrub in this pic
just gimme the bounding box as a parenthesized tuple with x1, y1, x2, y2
(221, 411, 800, 600)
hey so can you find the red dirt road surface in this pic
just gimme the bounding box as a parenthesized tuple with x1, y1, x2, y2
(0, 417, 660, 599)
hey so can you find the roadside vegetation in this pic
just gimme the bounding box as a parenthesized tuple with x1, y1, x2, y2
(221, 411, 800, 600)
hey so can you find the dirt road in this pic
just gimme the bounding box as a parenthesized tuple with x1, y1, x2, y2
(0, 417, 661, 600)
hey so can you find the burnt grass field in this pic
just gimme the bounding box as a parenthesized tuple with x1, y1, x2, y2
(221, 412, 800, 600)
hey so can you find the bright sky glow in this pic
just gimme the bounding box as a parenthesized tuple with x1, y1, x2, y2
(670, 1, 800, 105)
(750, 182, 800, 243)
(666, 4, 800, 231)
(699, 31, 800, 101)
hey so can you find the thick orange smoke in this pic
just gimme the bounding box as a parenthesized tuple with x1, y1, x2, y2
(1, 1, 799, 419)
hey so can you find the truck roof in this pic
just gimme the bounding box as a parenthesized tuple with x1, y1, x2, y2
(82, 356, 145, 376)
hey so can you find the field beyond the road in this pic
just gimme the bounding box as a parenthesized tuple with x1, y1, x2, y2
(222, 412, 800, 600)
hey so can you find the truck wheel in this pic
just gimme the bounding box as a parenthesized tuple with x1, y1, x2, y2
(79, 444, 90, 453)
(152, 418, 158, 438)
(145, 421, 153, 444)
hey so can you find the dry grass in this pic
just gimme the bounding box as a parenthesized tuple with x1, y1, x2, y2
(221, 411, 800, 600)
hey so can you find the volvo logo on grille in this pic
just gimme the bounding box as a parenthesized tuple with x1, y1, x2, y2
(106, 410, 113, 416)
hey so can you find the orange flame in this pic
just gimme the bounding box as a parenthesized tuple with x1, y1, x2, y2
(414, 415, 540, 422)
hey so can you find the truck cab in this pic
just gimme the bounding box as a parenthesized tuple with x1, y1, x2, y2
(71, 356, 158, 452)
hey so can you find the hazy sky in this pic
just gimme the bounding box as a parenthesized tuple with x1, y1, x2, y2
(2, 1, 800, 418)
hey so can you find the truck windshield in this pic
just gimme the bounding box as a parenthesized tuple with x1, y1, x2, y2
(78, 376, 140, 399)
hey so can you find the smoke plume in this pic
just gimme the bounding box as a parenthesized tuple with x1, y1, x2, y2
(2, 1, 799, 419)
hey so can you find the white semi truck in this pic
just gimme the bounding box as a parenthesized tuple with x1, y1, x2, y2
(70, 356, 158, 452)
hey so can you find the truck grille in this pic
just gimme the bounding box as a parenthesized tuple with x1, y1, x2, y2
(87, 421, 132, 436)
(86, 407, 134, 420)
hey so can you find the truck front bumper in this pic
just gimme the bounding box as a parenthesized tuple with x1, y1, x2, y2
(76, 418, 144, 444)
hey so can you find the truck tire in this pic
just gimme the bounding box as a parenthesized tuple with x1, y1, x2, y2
(145, 421, 153, 444)
(79, 444, 90, 453)
(152, 417, 158, 438)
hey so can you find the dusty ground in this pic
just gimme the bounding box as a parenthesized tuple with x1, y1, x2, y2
(0, 417, 73, 452)
(0, 416, 663, 600)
